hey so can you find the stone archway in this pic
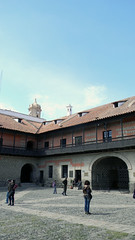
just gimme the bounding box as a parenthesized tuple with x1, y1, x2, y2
(20, 163, 36, 183)
(92, 157, 129, 191)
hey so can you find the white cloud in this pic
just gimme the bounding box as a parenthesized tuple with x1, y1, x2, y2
(29, 84, 108, 120)
(83, 85, 107, 107)
(0, 102, 16, 111)
(0, 55, 108, 120)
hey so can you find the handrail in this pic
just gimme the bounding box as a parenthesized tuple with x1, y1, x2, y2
(43, 134, 135, 151)
(0, 134, 135, 155)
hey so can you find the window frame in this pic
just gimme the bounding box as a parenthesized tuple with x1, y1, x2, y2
(48, 165, 53, 178)
(44, 141, 49, 149)
(103, 130, 112, 142)
(61, 165, 68, 178)
(60, 138, 66, 148)
(75, 136, 82, 145)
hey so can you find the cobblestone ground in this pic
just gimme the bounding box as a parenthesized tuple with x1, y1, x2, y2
(0, 186, 135, 240)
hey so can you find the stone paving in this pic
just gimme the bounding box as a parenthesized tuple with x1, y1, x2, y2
(0, 185, 135, 240)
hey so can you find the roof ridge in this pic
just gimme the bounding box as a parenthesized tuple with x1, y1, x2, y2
(36, 122, 44, 134)
(24, 119, 41, 132)
(59, 113, 77, 126)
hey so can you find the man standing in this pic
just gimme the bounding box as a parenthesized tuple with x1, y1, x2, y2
(62, 177, 68, 196)
(8, 180, 16, 206)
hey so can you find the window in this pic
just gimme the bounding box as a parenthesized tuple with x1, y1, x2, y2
(54, 119, 62, 124)
(103, 130, 112, 142)
(26, 141, 34, 150)
(39, 171, 44, 183)
(78, 112, 88, 117)
(0, 138, 3, 146)
(69, 170, 73, 178)
(44, 141, 49, 149)
(48, 166, 53, 178)
(61, 165, 68, 178)
(60, 138, 66, 148)
(14, 118, 22, 123)
(113, 101, 126, 108)
(75, 136, 82, 145)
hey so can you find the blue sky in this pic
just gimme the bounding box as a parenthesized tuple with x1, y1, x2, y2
(0, 0, 135, 120)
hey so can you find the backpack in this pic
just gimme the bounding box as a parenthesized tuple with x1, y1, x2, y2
(13, 184, 18, 190)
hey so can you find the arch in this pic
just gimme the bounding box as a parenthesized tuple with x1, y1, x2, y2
(89, 152, 132, 171)
(91, 156, 129, 191)
(20, 163, 36, 183)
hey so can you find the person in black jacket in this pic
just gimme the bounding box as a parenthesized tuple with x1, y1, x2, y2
(62, 177, 68, 196)
(83, 180, 92, 214)
(8, 180, 17, 206)
(133, 188, 135, 199)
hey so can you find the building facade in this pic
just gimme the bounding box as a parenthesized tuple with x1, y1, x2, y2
(0, 97, 135, 192)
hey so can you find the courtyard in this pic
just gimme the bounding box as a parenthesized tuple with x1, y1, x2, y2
(0, 185, 135, 240)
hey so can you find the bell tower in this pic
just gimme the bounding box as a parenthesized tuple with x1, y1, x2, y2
(28, 99, 42, 118)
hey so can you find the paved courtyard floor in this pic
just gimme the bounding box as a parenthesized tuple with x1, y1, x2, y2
(0, 185, 135, 240)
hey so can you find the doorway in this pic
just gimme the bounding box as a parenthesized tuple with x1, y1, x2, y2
(75, 170, 81, 182)
(92, 157, 129, 191)
(21, 163, 36, 183)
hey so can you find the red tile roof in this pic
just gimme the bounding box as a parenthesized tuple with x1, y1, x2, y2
(0, 96, 135, 134)
(0, 114, 41, 134)
(38, 96, 135, 134)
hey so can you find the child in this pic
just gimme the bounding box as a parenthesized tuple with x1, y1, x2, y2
(5, 179, 11, 204)
(52, 180, 57, 194)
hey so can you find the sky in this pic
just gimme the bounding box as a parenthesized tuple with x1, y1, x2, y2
(0, 0, 135, 120)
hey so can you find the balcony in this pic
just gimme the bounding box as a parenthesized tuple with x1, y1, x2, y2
(40, 135, 135, 156)
(0, 146, 39, 157)
(0, 135, 135, 157)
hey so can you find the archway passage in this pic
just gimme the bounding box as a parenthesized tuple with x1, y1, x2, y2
(92, 157, 129, 191)
(21, 164, 35, 183)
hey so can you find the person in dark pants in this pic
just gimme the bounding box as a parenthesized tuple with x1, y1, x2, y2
(8, 180, 16, 206)
(83, 180, 92, 214)
(133, 189, 135, 199)
(62, 177, 68, 196)
(77, 179, 82, 190)
(53, 180, 57, 194)
(5, 179, 11, 204)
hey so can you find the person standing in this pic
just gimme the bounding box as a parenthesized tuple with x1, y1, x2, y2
(8, 180, 17, 206)
(53, 180, 57, 194)
(83, 180, 92, 214)
(77, 179, 82, 190)
(133, 188, 135, 199)
(5, 179, 11, 204)
(62, 177, 68, 196)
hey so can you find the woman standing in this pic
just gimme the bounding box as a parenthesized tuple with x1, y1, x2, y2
(83, 180, 92, 215)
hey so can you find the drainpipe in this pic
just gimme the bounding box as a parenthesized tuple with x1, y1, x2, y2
(52, 133, 54, 149)
(96, 124, 98, 143)
(13, 131, 16, 149)
(72, 130, 74, 146)
(82, 126, 85, 144)
(25, 135, 27, 149)
(120, 118, 123, 139)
